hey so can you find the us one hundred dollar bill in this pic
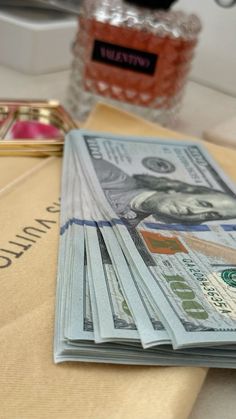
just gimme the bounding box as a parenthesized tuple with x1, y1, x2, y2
(73, 140, 170, 346)
(69, 129, 236, 349)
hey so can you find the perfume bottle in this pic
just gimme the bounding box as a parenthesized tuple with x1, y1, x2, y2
(67, 0, 201, 126)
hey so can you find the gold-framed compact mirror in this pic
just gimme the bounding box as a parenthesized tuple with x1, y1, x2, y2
(0, 99, 78, 156)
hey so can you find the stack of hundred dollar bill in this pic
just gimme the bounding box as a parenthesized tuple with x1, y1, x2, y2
(54, 130, 236, 367)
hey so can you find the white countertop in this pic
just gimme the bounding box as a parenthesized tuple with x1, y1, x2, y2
(1, 64, 236, 419)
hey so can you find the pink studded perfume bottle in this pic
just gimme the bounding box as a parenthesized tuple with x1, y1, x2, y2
(67, 0, 201, 125)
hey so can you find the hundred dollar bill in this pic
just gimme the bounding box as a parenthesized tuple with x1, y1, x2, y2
(54, 143, 85, 360)
(92, 204, 170, 347)
(69, 130, 236, 349)
(65, 238, 95, 341)
(77, 152, 140, 342)
(60, 147, 90, 341)
(75, 145, 170, 346)
(97, 223, 171, 345)
(86, 225, 140, 342)
(55, 234, 236, 366)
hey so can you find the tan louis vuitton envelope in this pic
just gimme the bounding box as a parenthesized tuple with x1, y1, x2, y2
(2, 102, 236, 419)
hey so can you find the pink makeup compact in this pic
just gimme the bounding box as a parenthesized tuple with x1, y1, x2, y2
(0, 100, 78, 156)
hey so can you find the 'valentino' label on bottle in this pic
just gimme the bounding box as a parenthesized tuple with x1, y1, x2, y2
(92, 40, 158, 75)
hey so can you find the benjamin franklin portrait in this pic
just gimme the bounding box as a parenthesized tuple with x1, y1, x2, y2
(93, 158, 236, 226)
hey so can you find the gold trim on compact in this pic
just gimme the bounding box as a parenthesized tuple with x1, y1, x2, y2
(0, 100, 78, 156)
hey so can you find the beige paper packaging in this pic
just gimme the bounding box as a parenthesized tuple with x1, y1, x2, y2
(3, 102, 236, 419)
(0, 157, 61, 329)
(0, 156, 44, 190)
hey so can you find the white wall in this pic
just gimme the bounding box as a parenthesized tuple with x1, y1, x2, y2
(173, 0, 236, 96)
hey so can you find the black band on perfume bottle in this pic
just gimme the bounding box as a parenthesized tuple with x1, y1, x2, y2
(92, 40, 158, 76)
(124, 0, 177, 10)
